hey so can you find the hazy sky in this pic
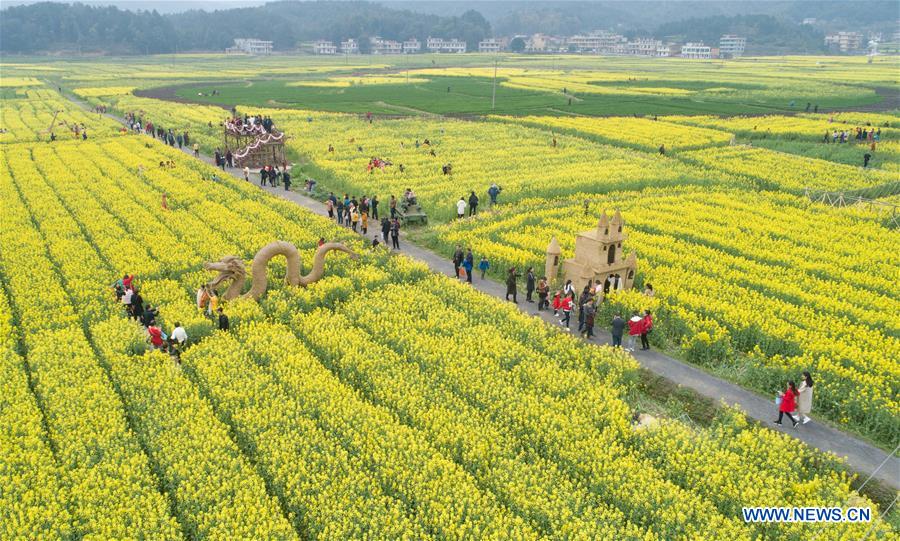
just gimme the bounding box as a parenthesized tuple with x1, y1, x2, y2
(0, 0, 771, 15)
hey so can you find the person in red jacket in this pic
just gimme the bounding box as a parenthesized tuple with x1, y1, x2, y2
(640, 310, 653, 350)
(775, 381, 800, 428)
(147, 325, 166, 351)
(559, 292, 575, 330)
(122, 274, 134, 290)
(551, 291, 562, 317)
(626, 312, 644, 352)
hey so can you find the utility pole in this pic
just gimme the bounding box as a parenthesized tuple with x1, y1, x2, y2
(491, 57, 498, 110)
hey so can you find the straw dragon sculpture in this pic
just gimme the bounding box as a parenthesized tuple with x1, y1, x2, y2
(204, 240, 358, 300)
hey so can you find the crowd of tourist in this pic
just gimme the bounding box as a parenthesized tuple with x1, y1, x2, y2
(112, 274, 183, 360)
(323, 192, 401, 250)
(112, 272, 230, 362)
(125, 111, 191, 149)
(225, 112, 277, 135)
(824, 126, 880, 145)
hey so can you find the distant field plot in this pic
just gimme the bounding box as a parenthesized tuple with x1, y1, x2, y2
(74, 86, 136, 97)
(799, 111, 900, 128)
(665, 112, 899, 170)
(177, 73, 882, 117)
(0, 88, 122, 144)
(681, 145, 900, 195)
(177, 76, 575, 115)
(172, 57, 891, 117)
(496, 115, 733, 152)
(752, 138, 900, 171)
(55, 57, 391, 84)
(0, 76, 43, 87)
(667, 114, 897, 141)
(287, 75, 431, 87)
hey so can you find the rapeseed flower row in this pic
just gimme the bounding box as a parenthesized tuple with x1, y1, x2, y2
(183, 333, 437, 539)
(234, 322, 542, 539)
(328, 283, 748, 540)
(0, 153, 181, 538)
(290, 308, 653, 539)
(269, 276, 888, 540)
(4, 137, 339, 539)
(0, 285, 73, 540)
(91, 319, 299, 540)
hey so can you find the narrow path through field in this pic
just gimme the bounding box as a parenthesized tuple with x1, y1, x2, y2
(63, 92, 899, 491)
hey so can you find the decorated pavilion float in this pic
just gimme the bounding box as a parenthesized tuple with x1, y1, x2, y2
(223, 116, 286, 168)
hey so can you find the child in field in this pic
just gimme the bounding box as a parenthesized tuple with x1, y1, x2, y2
(478, 256, 490, 279)
(552, 291, 562, 316)
(559, 292, 574, 330)
(208, 290, 219, 316)
(774, 381, 800, 428)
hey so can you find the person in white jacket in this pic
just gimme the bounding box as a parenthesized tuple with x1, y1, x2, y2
(456, 197, 466, 219)
(797, 371, 814, 424)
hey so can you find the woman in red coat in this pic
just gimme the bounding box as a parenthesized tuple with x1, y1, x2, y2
(775, 381, 800, 428)
(639, 310, 653, 351)
(626, 313, 644, 352)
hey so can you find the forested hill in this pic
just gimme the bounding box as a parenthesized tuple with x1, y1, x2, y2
(0, 1, 490, 54)
(654, 15, 827, 55)
(2, 0, 896, 55)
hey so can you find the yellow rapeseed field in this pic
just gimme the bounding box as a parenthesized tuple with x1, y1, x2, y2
(1, 130, 894, 538)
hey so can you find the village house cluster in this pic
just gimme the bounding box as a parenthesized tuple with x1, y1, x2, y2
(823, 30, 896, 53)
(310, 37, 465, 55)
(808, 18, 900, 54)
(227, 23, 899, 58)
(307, 32, 749, 58)
(504, 32, 747, 58)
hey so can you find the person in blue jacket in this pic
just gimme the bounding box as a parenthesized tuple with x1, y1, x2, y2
(478, 256, 490, 279)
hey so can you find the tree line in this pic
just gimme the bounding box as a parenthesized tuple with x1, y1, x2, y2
(0, 1, 491, 54)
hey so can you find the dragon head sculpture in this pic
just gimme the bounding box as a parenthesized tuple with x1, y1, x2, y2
(203, 255, 248, 300)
